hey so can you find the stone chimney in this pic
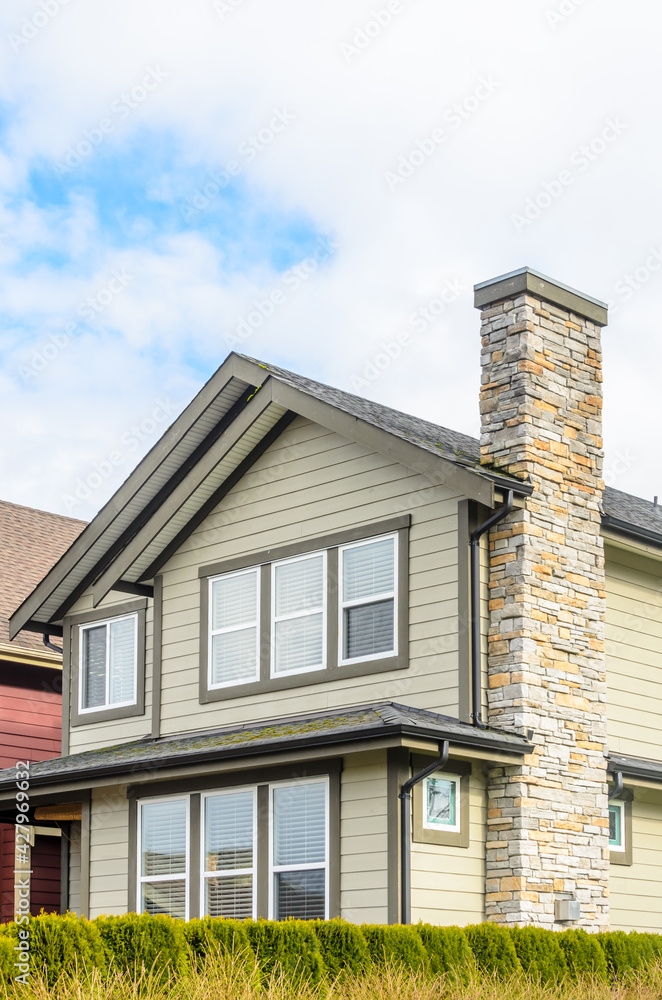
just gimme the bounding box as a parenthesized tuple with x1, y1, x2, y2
(474, 267, 610, 929)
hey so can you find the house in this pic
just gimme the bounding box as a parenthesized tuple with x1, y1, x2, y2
(3, 266, 662, 931)
(0, 500, 86, 920)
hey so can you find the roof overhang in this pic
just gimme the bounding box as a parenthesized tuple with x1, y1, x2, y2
(609, 753, 662, 789)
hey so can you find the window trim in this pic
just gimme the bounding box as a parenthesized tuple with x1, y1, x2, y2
(268, 776, 329, 922)
(412, 756, 471, 848)
(207, 567, 261, 690)
(68, 598, 147, 727)
(137, 793, 190, 921)
(338, 532, 398, 667)
(200, 785, 258, 919)
(422, 772, 462, 833)
(270, 550, 327, 679)
(199, 516, 410, 704)
(609, 791, 633, 866)
(78, 613, 138, 715)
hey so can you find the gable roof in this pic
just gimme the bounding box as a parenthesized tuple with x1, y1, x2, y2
(8, 353, 661, 640)
(0, 500, 86, 654)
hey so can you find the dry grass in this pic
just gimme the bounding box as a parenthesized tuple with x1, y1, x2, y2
(4, 954, 662, 1000)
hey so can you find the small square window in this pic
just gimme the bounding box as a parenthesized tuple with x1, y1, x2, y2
(609, 802, 625, 852)
(423, 774, 461, 833)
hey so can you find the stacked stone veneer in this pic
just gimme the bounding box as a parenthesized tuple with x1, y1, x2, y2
(479, 290, 609, 928)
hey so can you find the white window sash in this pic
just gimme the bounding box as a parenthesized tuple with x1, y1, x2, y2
(270, 551, 327, 677)
(268, 776, 329, 920)
(338, 533, 398, 666)
(200, 787, 257, 919)
(207, 567, 260, 690)
(609, 801, 626, 852)
(422, 773, 462, 833)
(78, 613, 138, 713)
(137, 795, 190, 921)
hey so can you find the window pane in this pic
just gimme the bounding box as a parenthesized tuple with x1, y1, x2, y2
(343, 537, 394, 602)
(205, 791, 254, 872)
(141, 800, 187, 877)
(344, 599, 394, 659)
(211, 628, 258, 685)
(141, 880, 186, 919)
(273, 783, 325, 866)
(609, 805, 622, 846)
(274, 556, 323, 617)
(212, 572, 257, 630)
(205, 874, 253, 919)
(274, 614, 323, 674)
(426, 777, 456, 827)
(109, 617, 136, 705)
(275, 870, 325, 920)
(82, 625, 106, 709)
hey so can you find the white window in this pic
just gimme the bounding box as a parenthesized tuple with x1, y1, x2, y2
(271, 552, 326, 676)
(270, 779, 328, 920)
(339, 533, 397, 664)
(79, 614, 137, 712)
(423, 773, 461, 833)
(202, 788, 256, 919)
(209, 568, 260, 688)
(609, 801, 625, 852)
(138, 797, 189, 920)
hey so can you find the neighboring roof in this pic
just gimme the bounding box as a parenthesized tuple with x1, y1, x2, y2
(0, 500, 86, 653)
(0, 701, 532, 792)
(8, 352, 661, 640)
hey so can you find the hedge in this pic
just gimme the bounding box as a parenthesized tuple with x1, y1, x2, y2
(1, 912, 662, 985)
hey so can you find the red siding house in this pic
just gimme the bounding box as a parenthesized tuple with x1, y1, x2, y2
(0, 501, 86, 920)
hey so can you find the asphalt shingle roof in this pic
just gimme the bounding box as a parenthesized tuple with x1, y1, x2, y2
(0, 701, 531, 791)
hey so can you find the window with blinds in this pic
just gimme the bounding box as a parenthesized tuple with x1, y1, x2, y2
(209, 568, 260, 688)
(79, 614, 137, 711)
(271, 780, 327, 920)
(271, 553, 326, 676)
(203, 788, 256, 918)
(139, 798, 188, 920)
(339, 534, 397, 663)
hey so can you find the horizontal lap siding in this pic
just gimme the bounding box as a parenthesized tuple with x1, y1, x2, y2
(68, 821, 81, 915)
(0, 666, 61, 767)
(411, 767, 486, 925)
(159, 416, 461, 734)
(611, 789, 662, 931)
(340, 751, 388, 923)
(605, 546, 662, 758)
(88, 785, 129, 918)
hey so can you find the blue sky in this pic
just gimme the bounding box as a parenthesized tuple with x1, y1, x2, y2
(0, 0, 660, 519)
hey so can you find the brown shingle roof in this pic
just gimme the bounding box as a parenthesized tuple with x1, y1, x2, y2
(0, 500, 86, 653)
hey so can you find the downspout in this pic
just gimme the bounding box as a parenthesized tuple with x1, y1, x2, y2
(43, 634, 62, 655)
(470, 490, 514, 728)
(608, 771, 623, 800)
(398, 739, 449, 924)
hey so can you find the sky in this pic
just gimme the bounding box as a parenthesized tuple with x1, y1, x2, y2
(0, 0, 660, 522)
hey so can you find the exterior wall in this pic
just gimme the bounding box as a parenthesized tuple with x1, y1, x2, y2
(0, 662, 61, 766)
(605, 543, 662, 759)
(340, 750, 389, 923)
(88, 784, 129, 919)
(68, 821, 81, 915)
(411, 764, 486, 925)
(480, 291, 609, 928)
(611, 787, 662, 932)
(157, 415, 463, 735)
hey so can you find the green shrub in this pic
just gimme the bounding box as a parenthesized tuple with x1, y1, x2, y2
(417, 924, 474, 979)
(360, 924, 428, 972)
(24, 912, 106, 984)
(310, 919, 370, 978)
(557, 928, 608, 979)
(509, 926, 567, 983)
(244, 919, 324, 983)
(465, 923, 520, 976)
(95, 912, 188, 980)
(640, 932, 662, 961)
(598, 930, 656, 978)
(183, 917, 254, 963)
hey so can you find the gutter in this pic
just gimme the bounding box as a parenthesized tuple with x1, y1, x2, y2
(608, 754, 662, 785)
(601, 515, 662, 551)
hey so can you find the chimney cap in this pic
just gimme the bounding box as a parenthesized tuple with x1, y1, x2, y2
(474, 266, 608, 327)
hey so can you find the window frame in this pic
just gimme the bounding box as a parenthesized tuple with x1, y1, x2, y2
(338, 532, 398, 667)
(608, 800, 625, 852)
(198, 516, 410, 704)
(422, 772, 462, 833)
(270, 550, 327, 678)
(200, 785, 258, 920)
(207, 567, 261, 690)
(268, 776, 330, 922)
(137, 793, 190, 921)
(67, 598, 147, 727)
(78, 612, 138, 715)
